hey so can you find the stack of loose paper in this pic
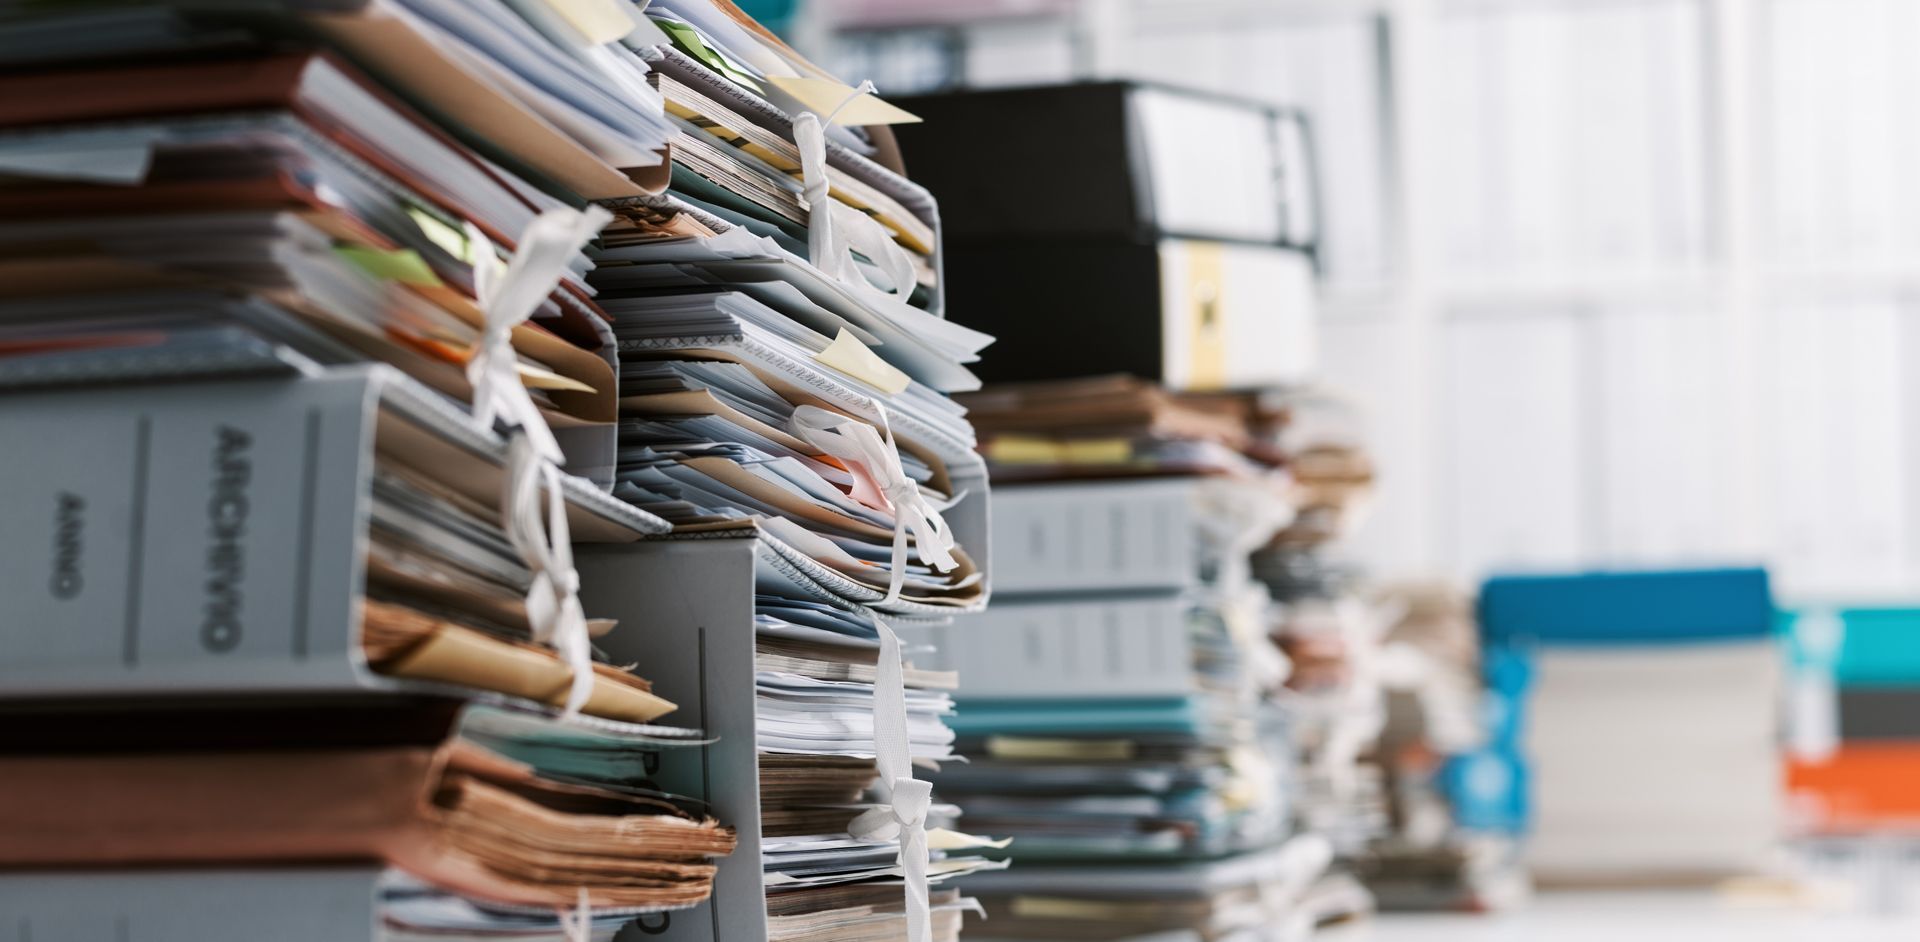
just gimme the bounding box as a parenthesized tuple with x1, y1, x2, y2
(0, 1, 737, 933)
(0, 1, 689, 480)
(0, 701, 736, 931)
(754, 596, 1003, 941)
(959, 376, 1280, 482)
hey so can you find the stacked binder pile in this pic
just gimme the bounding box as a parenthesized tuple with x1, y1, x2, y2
(916, 400, 1339, 942)
(0, 1, 753, 935)
(0, 0, 998, 938)
(569, 2, 1002, 940)
(874, 77, 1346, 941)
(1480, 568, 1782, 883)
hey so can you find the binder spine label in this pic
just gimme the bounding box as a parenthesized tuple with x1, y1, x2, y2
(0, 374, 373, 693)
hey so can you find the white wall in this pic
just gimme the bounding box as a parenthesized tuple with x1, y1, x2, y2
(824, 0, 1920, 601)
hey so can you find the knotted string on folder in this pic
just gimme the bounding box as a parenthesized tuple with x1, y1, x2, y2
(466, 206, 611, 717)
(847, 612, 932, 942)
(788, 403, 958, 606)
(556, 887, 592, 942)
(791, 81, 919, 297)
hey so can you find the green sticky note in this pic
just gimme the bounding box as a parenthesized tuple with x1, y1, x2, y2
(335, 245, 444, 287)
(654, 18, 763, 93)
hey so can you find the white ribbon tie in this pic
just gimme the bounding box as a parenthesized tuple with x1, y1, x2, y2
(788, 403, 958, 606)
(847, 613, 932, 942)
(467, 206, 610, 718)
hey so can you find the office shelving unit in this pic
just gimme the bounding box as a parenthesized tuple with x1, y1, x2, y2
(816, 0, 1920, 602)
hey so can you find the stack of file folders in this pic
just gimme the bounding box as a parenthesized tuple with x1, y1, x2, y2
(0, 0, 999, 938)
(913, 392, 1342, 942)
(0, 367, 739, 937)
(581, 3, 1004, 939)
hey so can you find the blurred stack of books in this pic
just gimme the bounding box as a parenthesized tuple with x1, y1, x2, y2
(1249, 392, 1387, 917)
(0, 0, 1005, 937)
(1350, 584, 1528, 913)
(1481, 568, 1782, 884)
(1784, 606, 1920, 833)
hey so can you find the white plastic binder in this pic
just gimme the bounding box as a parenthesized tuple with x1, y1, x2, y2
(0, 868, 387, 940)
(988, 479, 1206, 596)
(576, 536, 773, 942)
(0, 365, 668, 699)
(915, 594, 1196, 700)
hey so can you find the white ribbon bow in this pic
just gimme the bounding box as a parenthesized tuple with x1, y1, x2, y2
(791, 81, 919, 296)
(847, 613, 932, 942)
(788, 404, 958, 606)
(467, 206, 611, 718)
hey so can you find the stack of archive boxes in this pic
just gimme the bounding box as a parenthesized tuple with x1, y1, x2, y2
(0, 2, 998, 940)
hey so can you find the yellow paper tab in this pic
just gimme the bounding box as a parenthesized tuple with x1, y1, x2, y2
(985, 736, 1136, 761)
(406, 205, 474, 262)
(335, 246, 442, 287)
(518, 362, 597, 394)
(767, 76, 921, 126)
(986, 436, 1132, 466)
(1011, 897, 1147, 920)
(544, 0, 634, 45)
(927, 828, 1013, 851)
(1062, 438, 1133, 465)
(815, 327, 911, 395)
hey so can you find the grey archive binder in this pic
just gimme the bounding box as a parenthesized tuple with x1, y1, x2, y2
(0, 364, 668, 699)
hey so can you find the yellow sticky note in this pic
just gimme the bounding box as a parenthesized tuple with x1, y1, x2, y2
(984, 736, 1135, 761)
(406, 205, 473, 262)
(984, 436, 1063, 465)
(926, 828, 1012, 851)
(335, 246, 442, 287)
(544, 0, 634, 45)
(766, 76, 921, 126)
(1061, 438, 1134, 465)
(517, 362, 597, 393)
(814, 327, 910, 395)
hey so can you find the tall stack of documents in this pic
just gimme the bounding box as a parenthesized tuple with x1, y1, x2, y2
(0, 1, 747, 935)
(918, 379, 1345, 942)
(1351, 584, 1528, 913)
(573, 3, 1002, 940)
(1480, 568, 1782, 884)
(0, 1, 999, 939)
(1253, 391, 1389, 880)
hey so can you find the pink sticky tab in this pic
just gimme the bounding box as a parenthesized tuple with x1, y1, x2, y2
(844, 460, 892, 512)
